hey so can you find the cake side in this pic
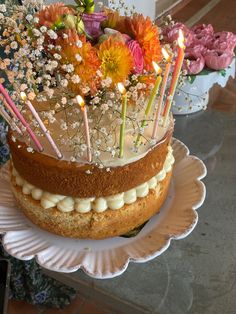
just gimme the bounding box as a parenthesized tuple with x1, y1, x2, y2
(11, 170, 172, 239)
(8, 129, 173, 198)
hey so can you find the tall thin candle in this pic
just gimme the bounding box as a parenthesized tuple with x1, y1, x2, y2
(21, 92, 62, 159)
(0, 84, 43, 151)
(152, 48, 172, 139)
(135, 62, 162, 147)
(76, 95, 92, 163)
(118, 83, 128, 158)
(0, 94, 22, 134)
(0, 105, 23, 135)
(163, 30, 185, 127)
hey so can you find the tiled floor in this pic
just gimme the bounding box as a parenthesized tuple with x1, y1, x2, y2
(6, 0, 236, 313)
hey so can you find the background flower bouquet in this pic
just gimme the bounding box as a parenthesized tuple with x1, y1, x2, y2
(163, 21, 236, 114)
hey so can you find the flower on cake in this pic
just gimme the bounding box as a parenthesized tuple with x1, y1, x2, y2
(55, 29, 100, 95)
(98, 37, 134, 84)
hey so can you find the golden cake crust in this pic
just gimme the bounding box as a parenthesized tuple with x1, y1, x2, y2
(11, 171, 172, 239)
(8, 130, 173, 198)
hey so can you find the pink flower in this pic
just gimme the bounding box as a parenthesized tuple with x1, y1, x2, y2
(209, 31, 236, 53)
(183, 51, 205, 74)
(186, 45, 207, 56)
(82, 12, 107, 39)
(191, 24, 214, 36)
(204, 50, 234, 70)
(163, 22, 194, 47)
(193, 33, 214, 47)
(127, 40, 144, 74)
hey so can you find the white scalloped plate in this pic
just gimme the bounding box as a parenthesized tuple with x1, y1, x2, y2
(0, 139, 206, 279)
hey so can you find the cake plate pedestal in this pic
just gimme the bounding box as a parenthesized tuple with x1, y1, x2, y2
(0, 139, 206, 279)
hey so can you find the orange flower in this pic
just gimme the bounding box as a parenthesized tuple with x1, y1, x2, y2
(126, 14, 162, 71)
(102, 8, 126, 32)
(98, 37, 134, 84)
(37, 3, 74, 29)
(56, 30, 100, 95)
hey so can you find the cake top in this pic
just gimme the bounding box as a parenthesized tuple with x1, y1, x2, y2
(0, 0, 176, 167)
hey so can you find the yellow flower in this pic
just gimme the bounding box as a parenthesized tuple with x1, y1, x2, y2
(98, 37, 134, 84)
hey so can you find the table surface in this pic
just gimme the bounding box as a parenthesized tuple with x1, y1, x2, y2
(44, 76, 236, 314)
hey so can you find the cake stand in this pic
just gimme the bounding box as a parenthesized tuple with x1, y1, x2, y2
(0, 139, 206, 279)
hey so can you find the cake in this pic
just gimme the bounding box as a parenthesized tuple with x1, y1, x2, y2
(0, 1, 176, 239)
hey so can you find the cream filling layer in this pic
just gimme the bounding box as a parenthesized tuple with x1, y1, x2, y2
(12, 146, 174, 214)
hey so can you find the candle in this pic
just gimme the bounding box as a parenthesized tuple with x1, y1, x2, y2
(163, 30, 185, 127)
(117, 83, 128, 158)
(0, 105, 23, 135)
(20, 92, 62, 159)
(152, 48, 172, 139)
(0, 94, 23, 134)
(135, 62, 162, 147)
(76, 95, 92, 163)
(0, 84, 43, 151)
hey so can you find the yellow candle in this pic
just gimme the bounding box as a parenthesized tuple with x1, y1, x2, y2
(135, 62, 162, 147)
(76, 95, 92, 163)
(118, 83, 127, 158)
(163, 30, 185, 127)
(152, 48, 172, 139)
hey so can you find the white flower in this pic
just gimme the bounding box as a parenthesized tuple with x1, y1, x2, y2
(61, 97, 67, 105)
(60, 79, 68, 87)
(47, 44, 54, 50)
(32, 29, 41, 37)
(10, 41, 18, 50)
(47, 29, 58, 40)
(63, 33, 68, 39)
(71, 74, 80, 84)
(0, 13, 4, 20)
(60, 122, 68, 130)
(76, 40, 82, 48)
(0, 4, 6, 12)
(54, 53, 61, 60)
(26, 14, 33, 22)
(20, 84, 27, 91)
(33, 17, 39, 23)
(40, 26, 47, 33)
(75, 54, 82, 62)
(27, 147, 34, 153)
(81, 144, 87, 151)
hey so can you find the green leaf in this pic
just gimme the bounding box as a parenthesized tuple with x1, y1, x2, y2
(218, 69, 227, 77)
(187, 75, 196, 84)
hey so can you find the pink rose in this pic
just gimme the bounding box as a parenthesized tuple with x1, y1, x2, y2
(127, 40, 144, 74)
(193, 33, 214, 47)
(204, 50, 234, 70)
(183, 51, 205, 74)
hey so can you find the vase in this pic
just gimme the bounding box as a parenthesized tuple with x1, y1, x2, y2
(172, 58, 236, 115)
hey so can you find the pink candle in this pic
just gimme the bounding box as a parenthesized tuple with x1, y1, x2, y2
(152, 48, 172, 139)
(163, 30, 185, 126)
(0, 95, 23, 135)
(76, 95, 92, 163)
(0, 84, 43, 152)
(21, 92, 62, 159)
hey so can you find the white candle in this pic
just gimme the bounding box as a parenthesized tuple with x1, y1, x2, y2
(76, 95, 92, 163)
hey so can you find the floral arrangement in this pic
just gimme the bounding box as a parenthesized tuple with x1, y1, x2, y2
(0, 1, 187, 163)
(163, 21, 236, 75)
